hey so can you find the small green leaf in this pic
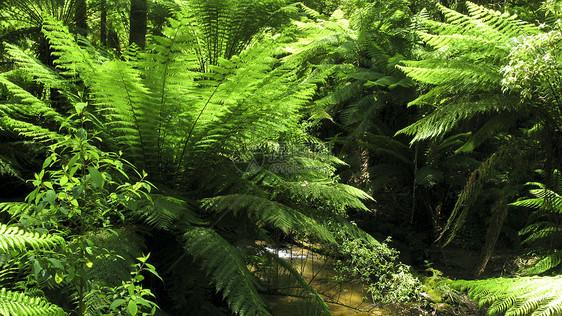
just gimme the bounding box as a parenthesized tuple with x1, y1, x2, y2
(75, 102, 87, 114)
(55, 271, 64, 284)
(128, 300, 138, 315)
(88, 166, 105, 188)
(60, 176, 68, 186)
(110, 299, 126, 310)
(48, 258, 64, 269)
(44, 190, 56, 205)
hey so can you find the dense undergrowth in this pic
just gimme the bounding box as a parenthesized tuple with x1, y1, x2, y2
(0, 0, 561, 315)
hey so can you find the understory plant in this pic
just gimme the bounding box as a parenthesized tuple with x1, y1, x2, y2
(333, 237, 422, 304)
(510, 170, 562, 275)
(0, 101, 159, 314)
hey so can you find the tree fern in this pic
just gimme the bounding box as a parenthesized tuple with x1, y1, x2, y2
(397, 1, 539, 143)
(1, 9, 381, 314)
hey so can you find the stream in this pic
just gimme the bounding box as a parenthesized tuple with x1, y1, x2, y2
(262, 245, 404, 315)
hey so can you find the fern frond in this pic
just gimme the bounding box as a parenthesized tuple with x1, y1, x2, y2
(0, 73, 63, 123)
(0, 224, 63, 252)
(41, 15, 97, 82)
(437, 153, 498, 245)
(135, 194, 202, 230)
(448, 275, 562, 316)
(525, 251, 562, 275)
(0, 202, 33, 217)
(91, 59, 156, 169)
(0, 288, 66, 316)
(185, 227, 270, 316)
(398, 1, 539, 142)
(202, 194, 335, 242)
(397, 94, 519, 143)
(3, 43, 73, 103)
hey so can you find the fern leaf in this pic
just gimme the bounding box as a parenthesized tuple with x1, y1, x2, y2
(448, 276, 562, 316)
(0, 224, 63, 252)
(41, 15, 97, 82)
(185, 227, 270, 316)
(397, 1, 538, 142)
(0, 288, 66, 316)
(202, 194, 335, 242)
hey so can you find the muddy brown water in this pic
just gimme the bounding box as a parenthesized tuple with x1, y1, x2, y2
(262, 245, 404, 315)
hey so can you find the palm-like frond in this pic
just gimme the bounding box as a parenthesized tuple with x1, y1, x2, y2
(510, 171, 562, 274)
(188, 0, 288, 69)
(0, 223, 63, 252)
(202, 194, 335, 242)
(185, 227, 270, 316)
(397, 1, 539, 143)
(449, 276, 562, 316)
(0, 288, 66, 316)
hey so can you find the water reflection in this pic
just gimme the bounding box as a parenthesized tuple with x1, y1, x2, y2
(261, 245, 398, 315)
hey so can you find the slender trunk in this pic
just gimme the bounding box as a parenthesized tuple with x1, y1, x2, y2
(129, 0, 148, 49)
(410, 143, 419, 224)
(101, 0, 107, 46)
(74, 0, 88, 36)
(473, 198, 508, 277)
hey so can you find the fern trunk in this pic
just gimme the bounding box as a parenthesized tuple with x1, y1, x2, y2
(100, 0, 107, 46)
(74, 0, 88, 36)
(129, 0, 147, 49)
(474, 198, 508, 277)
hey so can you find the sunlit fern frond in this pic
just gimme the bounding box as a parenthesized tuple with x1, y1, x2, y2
(397, 1, 539, 143)
(0, 202, 33, 217)
(41, 15, 98, 82)
(448, 275, 562, 316)
(510, 172, 562, 274)
(0, 224, 63, 252)
(0, 288, 66, 316)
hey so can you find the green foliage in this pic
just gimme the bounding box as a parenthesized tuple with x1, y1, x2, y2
(185, 227, 270, 316)
(0, 6, 380, 314)
(0, 211, 66, 315)
(449, 276, 562, 316)
(333, 237, 422, 304)
(88, 254, 160, 316)
(510, 170, 562, 275)
(187, 0, 289, 69)
(397, 1, 539, 143)
(0, 288, 66, 316)
(0, 224, 63, 252)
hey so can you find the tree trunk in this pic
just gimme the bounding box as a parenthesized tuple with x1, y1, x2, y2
(100, 0, 107, 46)
(473, 198, 508, 277)
(74, 0, 88, 36)
(129, 0, 148, 49)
